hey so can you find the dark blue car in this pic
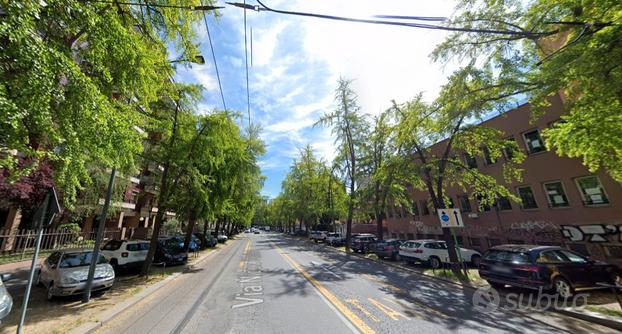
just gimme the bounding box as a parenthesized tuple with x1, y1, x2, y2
(479, 245, 621, 298)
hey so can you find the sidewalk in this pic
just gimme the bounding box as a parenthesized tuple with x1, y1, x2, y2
(0, 241, 235, 334)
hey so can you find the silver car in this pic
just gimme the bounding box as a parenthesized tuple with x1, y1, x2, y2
(0, 274, 12, 322)
(37, 249, 115, 300)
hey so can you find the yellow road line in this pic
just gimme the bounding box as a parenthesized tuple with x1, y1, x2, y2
(240, 240, 252, 269)
(367, 298, 408, 321)
(345, 298, 380, 323)
(363, 274, 450, 319)
(274, 244, 376, 334)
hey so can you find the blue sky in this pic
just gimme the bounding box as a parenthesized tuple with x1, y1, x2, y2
(174, 0, 457, 198)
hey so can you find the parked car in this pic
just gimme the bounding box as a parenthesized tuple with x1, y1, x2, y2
(0, 274, 13, 322)
(37, 249, 115, 300)
(479, 245, 622, 298)
(217, 234, 228, 243)
(167, 235, 199, 252)
(351, 234, 377, 253)
(399, 240, 481, 268)
(154, 238, 189, 265)
(253, 230, 260, 234)
(294, 230, 308, 237)
(326, 232, 344, 246)
(194, 233, 217, 248)
(374, 239, 402, 260)
(101, 240, 150, 272)
(310, 231, 328, 243)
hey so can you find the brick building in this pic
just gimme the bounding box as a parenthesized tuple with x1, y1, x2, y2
(386, 94, 622, 264)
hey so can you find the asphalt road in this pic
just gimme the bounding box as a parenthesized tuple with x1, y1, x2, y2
(95, 233, 617, 334)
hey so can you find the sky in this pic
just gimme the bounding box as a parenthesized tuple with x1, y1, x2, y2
(174, 0, 458, 198)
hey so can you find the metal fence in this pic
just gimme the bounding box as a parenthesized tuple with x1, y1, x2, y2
(0, 228, 123, 262)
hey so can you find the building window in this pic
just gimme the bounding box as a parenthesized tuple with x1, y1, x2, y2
(543, 181, 570, 207)
(420, 200, 430, 215)
(411, 201, 419, 216)
(469, 237, 481, 247)
(496, 196, 512, 211)
(482, 146, 497, 165)
(503, 138, 517, 161)
(575, 176, 609, 206)
(517, 186, 538, 209)
(407, 233, 414, 240)
(463, 153, 478, 169)
(458, 195, 472, 213)
(522, 129, 546, 154)
(476, 195, 491, 212)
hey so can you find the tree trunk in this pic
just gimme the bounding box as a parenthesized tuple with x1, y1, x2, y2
(141, 164, 170, 276)
(183, 209, 197, 253)
(376, 210, 384, 240)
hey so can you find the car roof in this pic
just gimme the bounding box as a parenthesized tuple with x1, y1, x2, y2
(489, 244, 559, 252)
(59, 248, 95, 254)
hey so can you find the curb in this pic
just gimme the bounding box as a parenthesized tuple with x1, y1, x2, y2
(286, 235, 622, 331)
(556, 308, 622, 331)
(70, 241, 234, 334)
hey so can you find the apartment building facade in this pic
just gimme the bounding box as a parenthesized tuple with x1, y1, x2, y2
(386, 94, 622, 264)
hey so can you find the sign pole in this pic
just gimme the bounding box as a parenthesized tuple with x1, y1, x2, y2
(82, 168, 116, 303)
(17, 193, 51, 334)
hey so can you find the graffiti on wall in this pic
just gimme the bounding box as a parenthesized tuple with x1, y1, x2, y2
(561, 224, 622, 242)
(509, 220, 558, 232)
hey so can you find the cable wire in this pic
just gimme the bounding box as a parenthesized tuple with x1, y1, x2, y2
(235, 0, 553, 38)
(243, 0, 251, 126)
(200, 0, 228, 111)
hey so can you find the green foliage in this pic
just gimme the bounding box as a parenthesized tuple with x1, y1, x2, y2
(271, 146, 348, 230)
(432, 0, 622, 180)
(0, 0, 216, 207)
(163, 218, 182, 235)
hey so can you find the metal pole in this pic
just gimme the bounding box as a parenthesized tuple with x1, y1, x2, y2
(17, 193, 50, 334)
(82, 168, 116, 303)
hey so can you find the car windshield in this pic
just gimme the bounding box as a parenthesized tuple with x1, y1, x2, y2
(103, 240, 123, 251)
(59, 252, 107, 268)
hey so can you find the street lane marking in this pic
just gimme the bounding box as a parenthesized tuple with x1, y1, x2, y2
(368, 298, 408, 321)
(274, 243, 375, 334)
(362, 274, 451, 319)
(239, 240, 251, 269)
(345, 298, 380, 323)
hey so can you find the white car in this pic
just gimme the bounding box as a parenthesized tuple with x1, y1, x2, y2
(101, 240, 150, 271)
(37, 249, 115, 300)
(326, 232, 343, 246)
(399, 240, 482, 268)
(310, 231, 328, 243)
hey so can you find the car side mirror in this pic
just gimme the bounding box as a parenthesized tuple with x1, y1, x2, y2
(0, 273, 12, 281)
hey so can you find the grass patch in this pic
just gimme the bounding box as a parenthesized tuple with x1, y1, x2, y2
(586, 306, 622, 318)
(422, 268, 484, 285)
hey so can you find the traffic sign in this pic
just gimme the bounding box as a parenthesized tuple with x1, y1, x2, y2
(437, 208, 464, 228)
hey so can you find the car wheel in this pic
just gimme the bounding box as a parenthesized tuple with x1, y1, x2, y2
(429, 257, 441, 269)
(390, 253, 398, 261)
(553, 277, 574, 299)
(471, 255, 482, 268)
(47, 282, 56, 301)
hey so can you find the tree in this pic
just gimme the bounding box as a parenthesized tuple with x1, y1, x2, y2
(0, 0, 213, 207)
(393, 68, 525, 274)
(359, 110, 413, 240)
(317, 78, 368, 251)
(432, 0, 622, 181)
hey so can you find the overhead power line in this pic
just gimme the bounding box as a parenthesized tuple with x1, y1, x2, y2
(226, 1, 554, 37)
(243, 0, 251, 126)
(200, 0, 228, 111)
